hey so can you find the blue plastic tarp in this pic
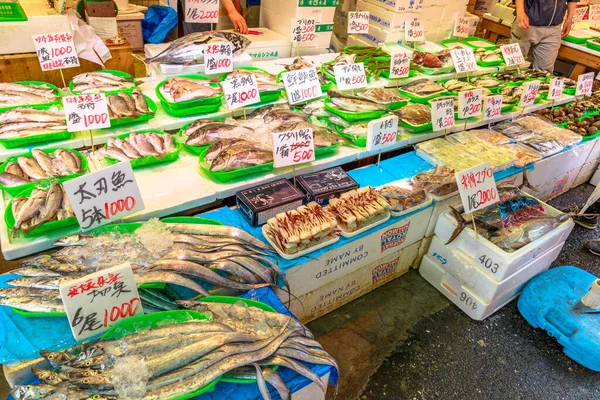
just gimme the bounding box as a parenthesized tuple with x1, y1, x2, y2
(142, 5, 178, 44)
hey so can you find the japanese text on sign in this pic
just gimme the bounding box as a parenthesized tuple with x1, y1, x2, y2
(389, 49, 412, 79)
(185, 0, 219, 23)
(404, 20, 424, 42)
(292, 17, 316, 43)
(281, 68, 323, 105)
(590, 4, 600, 24)
(273, 128, 315, 168)
(59, 263, 143, 340)
(32, 32, 79, 72)
(367, 115, 398, 151)
(431, 98, 455, 131)
(348, 11, 369, 34)
(458, 89, 483, 119)
(62, 94, 110, 132)
(451, 48, 477, 73)
(62, 162, 144, 231)
(573, 6, 588, 24)
(500, 43, 525, 66)
(519, 80, 541, 107)
(333, 63, 368, 90)
(455, 162, 498, 214)
(453, 17, 470, 38)
(548, 77, 564, 100)
(204, 42, 233, 74)
(221, 74, 261, 110)
(576, 72, 595, 96)
(483, 95, 503, 120)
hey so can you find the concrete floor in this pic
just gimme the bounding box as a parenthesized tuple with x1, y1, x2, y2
(1, 185, 599, 399)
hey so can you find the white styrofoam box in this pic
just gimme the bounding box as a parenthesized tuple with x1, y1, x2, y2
(473, 0, 497, 14)
(427, 236, 562, 302)
(466, 13, 480, 35)
(360, 23, 404, 45)
(356, 0, 406, 32)
(420, 255, 519, 320)
(284, 241, 420, 322)
(591, 165, 600, 186)
(347, 34, 374, 47)
(584, 138, 600, 164)
(245, 28, 292, 61)
(333, 9, 348, 39)
(362, 0, 420, 13)
(296, 45, 334, 56)
(260, 7, 333, 46)
(573, 160, 600, 188)
(282, 205, 433, 298)
(434, 202, 575, 279)
(522, 165, 582, 202)
(293, 372, 330, 399)
(0, 14, 71, 55)
(491, 3, 516, 23)
(330, 33, 347, 52)
(496, 170, 524, 187)
(425, 193, 462, 237)
(261, 0, 338, 21)
(413, 235, 433, 268)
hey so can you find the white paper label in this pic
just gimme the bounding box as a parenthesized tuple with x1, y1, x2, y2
(185, 0, 219, 23)
(451, 48, 477, 73)
(404, 20, 425, 42)
(389, 49, 412, 79)
(453, 17, 470, 38)
(573, 6, 588, 24)
(483, 95, 503, 120)
(273, 128, 315, 168)
(577, 72, 595, 96)
(457, 89, 483, 119)
(221, 74, 261, 110)
(519, 80, 541, 107)
(367, 115, 399, 151)
(32, 32, 79, 71)
(204, 42, 233, 74)
(590, 4, 600, 24)
(59, 263, 143, 340)
(455, 162, 498, 214)
(333, 63, 368, 90)
(548, 77, 564, 100)
(348, 11, 369, 34)
(431, 98, 455, 131)
(62, 162, 145, 231)
(291, 17, 316, 43)
(500, 43, 525, 66)
(62, 94, 110, 132)
(281, 68, 323, 105)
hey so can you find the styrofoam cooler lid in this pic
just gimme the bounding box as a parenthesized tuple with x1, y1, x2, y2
(233, 28, 291, 48)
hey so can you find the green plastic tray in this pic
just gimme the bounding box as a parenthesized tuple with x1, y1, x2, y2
(11, 307, 65, 318)
(564, 34, 591, 44)
(469, 76, 504, 94)
(0, 81, 61, 113)
(437, 79, 475, 96)
(103, 130, 181, 169)
(586, 38, 600, 52)
(155, 74, 223, 111)
(334, 124, 366, 147)
(501, 103, 516, 113)
(380, 69, 416, 80)
(108, 94, 157, 128)
(323, 98, 386, 121)
(199, 147, 273, 183)
(258, 88, 284, 104)
(0, 1, 27, 21)
(418, 65, 455, 76)
(397, 88, 447, 104)
(0, 129, 72, 149)
(441, 39, 471, 49)
(69, 70, 135, 95)
(162, 99, 222, 118)
(0, 148, 88, 196)
(476, 58, 503, 67)
(464, 36, 497, 50)
(179, 117, 226, 156)
(557, 112, 600, 142)
(320, 62, 336, 82)
(399, 120, 432, 133)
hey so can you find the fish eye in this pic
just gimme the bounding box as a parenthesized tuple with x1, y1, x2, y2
(83, 379, 90, 383)
(47, 354, 54, 359)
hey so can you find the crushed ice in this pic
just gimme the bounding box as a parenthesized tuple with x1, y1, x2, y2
(135, 218, 174, 254)
(111, 355, 151, 399)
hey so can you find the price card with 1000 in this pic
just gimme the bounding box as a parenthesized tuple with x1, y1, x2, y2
(62, 94, 111, 132)
(221, 74, 261, 110)
(281, 67, 323, 105)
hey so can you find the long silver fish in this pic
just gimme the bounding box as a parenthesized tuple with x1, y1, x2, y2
(0, 296, 64, 313)
(327, 90, 388, 112)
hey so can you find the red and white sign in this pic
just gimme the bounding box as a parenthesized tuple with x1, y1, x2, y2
(32, 32, 79, 71)
(221, 74, 261, 110)
(204, 42, 233, 74)
(519, 80, 541, 107)
(185, 0, 219, 23)
(458, 89, 483, 119)
(333, 63, 368, 90)
(273, 128, 315, 168)
(483, 95, 503, 120)
(576, 72, 595, 96)
(59, 263, 143, 340)
(453, 17, 470, 38)
(291, 17, 316, 43)
(431, 98, 455, 131)
(573, 6, 588, 24)
(405, 19, 424, 42)
(389, 49, 412, 79)
(62, 94, 110, 132)
(455, 162, 498, 214)
(281, 68, 323, 105)
(500, 43, 525, 66)
(348, 11, 369, 34)
(590, 4, 600, 24)
(451, 48, 477, 73)
(367, 115, 398, 151)
(548, 77, 564, 100)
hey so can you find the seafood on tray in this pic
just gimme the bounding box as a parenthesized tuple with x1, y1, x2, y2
(378, 179, 427, 212)
(107, 90, 153, 120)
(501, 144, 542, 167)
(469, 129, 511, 145)
(563, 113, 600, 136)
(448, 131, 516, 170)
(326, 187, 390, 232)
(0, 108, 67, 139)
(208, 139, 273, 172)
(500, 85, 528, 104)
(412, 165, 458, 197)
(0, 82, 59, 107)
(519, 136, 564, 157)
(442, 79, 474, 92)
(474, 48, 502, 63)
(412, 48, 454, 69)
(0, 149, 83, 187)
(265, 201, 338, 254)
(470, 76, 503, 89)
(161, 77, 222, 102)
(356, 88, 408, 105)
(327, 90, 387, 112)
(400, 79, 446, 97)
(225, 69, 283, 92)
(322, 53, 356, 77)
(494, 68, 552, 82)
(284, 58, 329, 86)
(99, 132, 177, 162)
(340, 121, 368, 139)
(393, 103, 431, 126)
(539, 126, 582, 147)
(71, 71, 137, 94)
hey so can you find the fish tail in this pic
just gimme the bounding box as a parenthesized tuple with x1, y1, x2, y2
(445, 206, 467, 245)
(130, 53, 151, 77)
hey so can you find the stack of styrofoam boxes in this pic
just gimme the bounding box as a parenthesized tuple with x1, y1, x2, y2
(260, 0, 338, 56)
(420, 197, 575, 320)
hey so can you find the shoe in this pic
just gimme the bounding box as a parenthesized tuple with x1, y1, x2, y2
(562, 205, 599, 230)
(585, 240, 600, 256)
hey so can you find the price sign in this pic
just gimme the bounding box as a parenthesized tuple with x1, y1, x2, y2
(458, 89, 483, 119)
(405, 20, 425, 42)
(62, 162, 145, 231)
(367, 115, 399, 151)
(500, 43, 525, 66)
(455, 162, 498, 214)
(333, 63, 368, 90)
(573, 6, 588, 24)
(548, 77, 564, 100)
(185, 0, 219, 23)
(32, 32, 79, 71)
(273, 128, 315, 168)
(431, 98, 455, 131)
(483, 95, 503, 120)
(221, 74, 261, 110)
(454, 17, 470, 38)
(451, 48, 477, 73)
(62, 94, 110, 132)
(281, 68, 323, 105)
(204, 42, 233, 74)
(590, 4, 600, 24)
(291, 17, 316, 43)
(519, 80, 541, 107)
(59, 263, 143, 340)
(348, 11, 369, 34)
(389, 49, 412, 79)
(576, 72, 595, 96)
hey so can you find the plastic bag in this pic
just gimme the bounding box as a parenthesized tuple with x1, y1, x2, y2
(142, 5, 178, 44)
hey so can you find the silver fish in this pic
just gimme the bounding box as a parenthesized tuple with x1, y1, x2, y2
(0, 296, 64, 313)
(327, 90, 387, 112)
(0, 108, 65, 124)
(135, 270, 210, 296)
(186, 123, 253, 146)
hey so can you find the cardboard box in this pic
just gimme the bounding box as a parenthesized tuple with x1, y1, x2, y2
(296, 167, 359, 206)
(236, 179, 304, 226)
(117, 12, 145, 51)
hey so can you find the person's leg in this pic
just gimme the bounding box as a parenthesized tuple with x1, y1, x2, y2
(531, 25, 562, 72)
(510, 23, 533, 58)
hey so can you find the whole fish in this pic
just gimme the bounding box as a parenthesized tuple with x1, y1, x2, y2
(248, 104, 290, 119)
(210, 146, 273, 172)
(205, 138, 253, 162)
(0, 172, 28, 187)
(117, 91, 137, 112)
(129, 133, 160, 157)
(182, 118, 223, 137)
(107, 94, 137, 118)
(0, 287, 58, 298)
(0, 83, 56, 98)
(263, 109, 307, 124)
(0, 108, 65, 124)
(112, 137, 141, 158)
(72, 71, 134, 85)
(13, 189, 46, 229)
(11, 384, 57, 400)
(489, 215, 570, 252)
(132, 89, 152, 114)
(186, 123, 253, 146)
(10, 267, 61, 277)
(146, 132, 166, 154)
(0, 91, 54, 106)
(31, 149, 55, 175)
(6, 274, 84, 290)
(0, 126, 66, 139)
(227, 69, 278, 85)
(135, 270, 210, 296)
(0, 296, 64, 313)
(327, 90, 387, 112)
(17, 157, 48, 180)
(172, 84, 220, 102)
(165, 223, 273, 252)
(162, 133, 176, 153)
(6, 161, 28, 180)
(34, 182, 63, 227)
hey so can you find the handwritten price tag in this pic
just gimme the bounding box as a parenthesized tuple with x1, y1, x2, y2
(389, 49, 412, 79)
(204, 42, 233, 74)
(454, 17, 470, 38)
(282, 68, 323, 105)
(431, 98, 455, 131)
(221, 74, 261, 110)
(590, 4, 600, 24)
(367, 115, 398, 151)
(576, 72, 595, 96)
(483, 95, 503, 120)
(458, 89, 483, 119)
(548, 77, 564, 100)
(59, 263, 143, 340)
(292, 17, 316, 43)
(273, 128, 315, 168)
(455, 162, 498, 214)
(185, 0, 219, 23)
(62, 162, 145, 231)
(348, 11, 369, 34)
(573, 6, 588, 24)
(62, 94, 110, 132)
(334, 63, 368, 90)
(500, 43, 525, 66)
(405, 20, 425, 42)
(32, 32, 79, 71)
(451, 48, 477, 73)
(519, 80, 541, 107)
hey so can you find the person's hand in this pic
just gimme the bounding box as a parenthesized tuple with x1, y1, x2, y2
(229, 10, 248, 34)
(562, 19, 573, 38)
(517, 12, 530, 30)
